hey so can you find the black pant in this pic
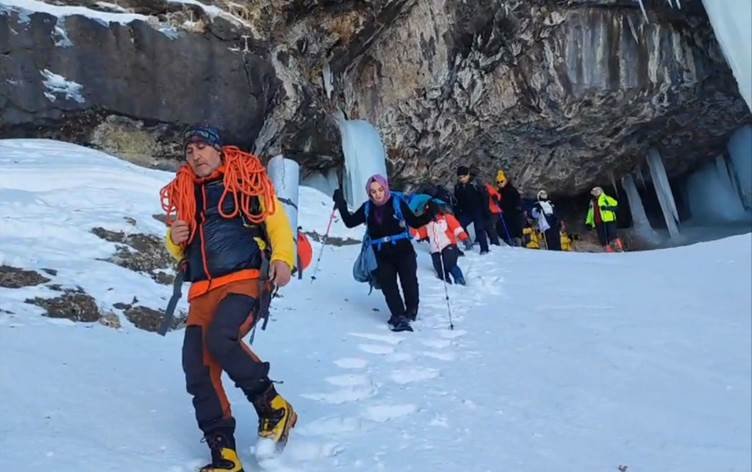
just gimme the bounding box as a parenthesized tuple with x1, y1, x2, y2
(459, 213, 490, 252)
(596, 221, 618, 246)
(543, 227, 561, 251)
(485, 214, 501, 245)
(183, 293, 269, 436)
(376, 244, 419, 319)
(430, 245, 460, 280)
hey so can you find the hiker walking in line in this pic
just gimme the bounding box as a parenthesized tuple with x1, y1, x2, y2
(161, 126, 297, 472)
(496, 170, 524, 246)
(454, 166, 493, 254)
(415, 204, 468, 285)
(333, 175, 435, 331)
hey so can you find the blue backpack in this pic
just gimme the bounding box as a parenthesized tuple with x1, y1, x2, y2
(352, 193, 411, 291)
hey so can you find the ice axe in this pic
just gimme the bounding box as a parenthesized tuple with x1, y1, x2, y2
(158, 260, 187, 336)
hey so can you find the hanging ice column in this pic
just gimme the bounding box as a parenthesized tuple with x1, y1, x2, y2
(621, 174, 658, 241)
(267, 155, 300, 247)
(701, 0, 752, 112)
(728, 125, 752, 210)
(647, 148, 681, 238)
(336, 112, 388, 209)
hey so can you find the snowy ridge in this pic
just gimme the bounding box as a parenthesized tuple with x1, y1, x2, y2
(0, 140, 750, 472)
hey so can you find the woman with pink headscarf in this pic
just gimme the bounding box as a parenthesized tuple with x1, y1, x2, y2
(333, 175, 436, 331)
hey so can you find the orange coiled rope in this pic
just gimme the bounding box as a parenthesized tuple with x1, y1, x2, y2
(160, 146, 276, 246)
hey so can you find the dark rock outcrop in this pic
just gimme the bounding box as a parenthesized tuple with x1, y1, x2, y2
(124, 304, 185, 333)
(26, 288, 101, 322)
(0, 265, 50, 288)
(0, 5, 278, 165)
(91, 226, 175, 284)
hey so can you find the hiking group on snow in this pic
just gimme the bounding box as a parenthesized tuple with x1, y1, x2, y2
(159, 126, 624, 471)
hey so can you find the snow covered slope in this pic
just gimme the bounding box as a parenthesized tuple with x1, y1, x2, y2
(0, 140, 750, 472)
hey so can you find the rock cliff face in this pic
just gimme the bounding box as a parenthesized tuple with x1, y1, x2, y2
(1, 0, 749, 195)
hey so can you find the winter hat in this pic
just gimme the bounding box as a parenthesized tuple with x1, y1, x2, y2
(537, 190, 548, 201)
(457, 166, 470, 176)
(366, 174, 391, 206)
(496, 169, 507, 185)
(184, 126, 223, 150)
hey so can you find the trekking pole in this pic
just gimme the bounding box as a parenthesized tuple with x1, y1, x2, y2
(430, 219, 454, 330)
(498, 213, 512, 244)
(310, 204, 337, 282)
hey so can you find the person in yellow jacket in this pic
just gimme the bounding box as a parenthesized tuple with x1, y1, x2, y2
(585, 186, 623, 252)
(161, 126, 297, 472)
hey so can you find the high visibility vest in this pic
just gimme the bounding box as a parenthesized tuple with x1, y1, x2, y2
(585, 194, 618, 226)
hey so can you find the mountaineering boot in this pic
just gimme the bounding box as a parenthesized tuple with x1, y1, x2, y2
(252, 383, 298, 452)
(389, 315, 413, 332)
(449, 266, 466, 286)
(200, 432, 243, 472)
(405, 307, 418, 322)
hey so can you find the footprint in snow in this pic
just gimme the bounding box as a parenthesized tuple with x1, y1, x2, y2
(334, 357, 369, 369)
(389, 367, 439, 384)
(349, 332, 404, 345)
(325, 374, 370, 387)
(362, 404, 417, 422)
(419, 338, 452, 349)
(300, 386, 375, 405)
(439, 328, 467, 339)
(385, 352, 414, 363)
(358, 344, 395, 355)
(296, 415, 362, 437)
(419, 350, 456, 361)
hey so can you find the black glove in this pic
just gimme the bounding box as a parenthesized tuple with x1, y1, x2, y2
(332, 188, 345, 206)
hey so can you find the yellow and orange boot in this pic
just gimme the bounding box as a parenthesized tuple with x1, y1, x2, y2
(252, 384, 298, 452)
(200, 432, 244, 472)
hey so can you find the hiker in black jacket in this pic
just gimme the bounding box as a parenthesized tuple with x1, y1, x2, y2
(333, 174, 435, 331)
(496, 171, 524, 246)
(454, 166, 491, 254)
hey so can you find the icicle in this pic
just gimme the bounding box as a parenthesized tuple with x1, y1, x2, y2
(622, 174, 659, 241)
(267, 155, 300, 247)
(636, 0, 649, 21)
(626, 14, 640, 44)
(727, 125, 752, 209)
(686, 158, 747, 223)
(646, 148, 680, 238)
(636, 163, 648, 189)
(322, 62, 333, 100)
(336, 112, 389, 208)
(609, 171, 620, 197)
